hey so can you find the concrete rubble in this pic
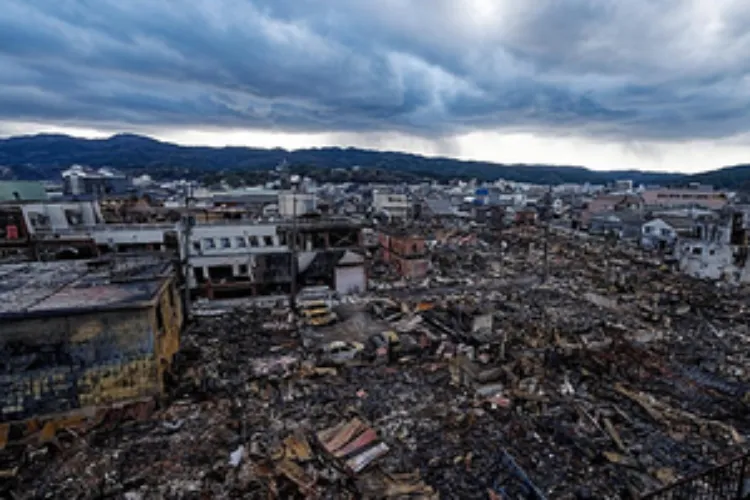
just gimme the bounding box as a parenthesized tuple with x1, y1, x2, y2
(3, 226, 750, 499)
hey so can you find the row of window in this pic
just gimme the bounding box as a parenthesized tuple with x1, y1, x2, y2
(191, 234, 284, 252)
(655, 193, 724, 200)
(684, 246, 716, 256)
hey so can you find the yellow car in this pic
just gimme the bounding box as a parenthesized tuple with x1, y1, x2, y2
(299, 300, 337, 327)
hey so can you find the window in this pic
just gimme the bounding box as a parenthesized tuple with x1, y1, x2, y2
(194, 267, 206, 283)
(238, 264, 248, 275)
(709, 249, 716, 256)
(660, 228, 670, 237)
(156, 303, 164, 332)
(65, 209, 84, 226)
(203, 238, 216, 249)
(692, 247, 703, 256)
(192, 241, 201, 252)
(220, 237, 231, 249)
(644, 226, 652, 234)
(28, 212, 51, 229)
(263, 235, 274, 246)
(235, 236, 247, 248)
(249, 236, 259, 247)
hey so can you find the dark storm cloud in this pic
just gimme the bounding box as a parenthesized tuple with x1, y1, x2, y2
(1, 0, 750, 140)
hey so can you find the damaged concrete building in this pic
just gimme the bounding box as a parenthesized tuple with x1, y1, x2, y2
(182, 216, 367, 298)
(377, 228, 429, 280)
(672, 207, 750, 283)
(0, 256, 182, 440)
(0, 200, 104, 260)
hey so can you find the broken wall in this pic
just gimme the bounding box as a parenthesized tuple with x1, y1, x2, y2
(393, 255, 429, 279)
(389, 235, 426, 258)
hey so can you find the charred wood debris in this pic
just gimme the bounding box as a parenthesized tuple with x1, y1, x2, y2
(4, 226, 750, 499)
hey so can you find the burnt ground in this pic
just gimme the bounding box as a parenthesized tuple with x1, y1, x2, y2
(4, 227, 750, 499)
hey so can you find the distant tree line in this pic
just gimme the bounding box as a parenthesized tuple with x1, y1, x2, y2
(2, 133, 750, 189)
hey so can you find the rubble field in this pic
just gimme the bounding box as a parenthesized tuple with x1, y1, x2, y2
(4, 227, 750, 499)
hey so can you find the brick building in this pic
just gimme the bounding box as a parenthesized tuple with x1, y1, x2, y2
(378, 229, 429, 279)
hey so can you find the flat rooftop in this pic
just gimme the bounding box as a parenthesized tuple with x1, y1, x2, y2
(0, 256, 173, 318)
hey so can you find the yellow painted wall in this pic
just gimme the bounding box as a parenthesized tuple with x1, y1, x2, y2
(0, 279, 183, 423)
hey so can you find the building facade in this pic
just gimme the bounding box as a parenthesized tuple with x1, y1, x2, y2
(641, 188, 728, 210)
(278, 192, 317, 218)
(0, 257, 182, 431)
(62, 165, 130, 196)
(180, 218, 364, 298)
(373, 192, 409, 220)
(378, 230, 429, 280)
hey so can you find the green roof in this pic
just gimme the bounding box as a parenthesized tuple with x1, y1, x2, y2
(0, 181, 48, 202)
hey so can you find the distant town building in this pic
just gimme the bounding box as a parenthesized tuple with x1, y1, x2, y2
(278, 192, 317, 217)
(613, 179, 633, 192)
(641, 187, 728, 210)
(372, 192, 409, 220)
(578, 193, 643, 228)
(62, 165, 130, 196)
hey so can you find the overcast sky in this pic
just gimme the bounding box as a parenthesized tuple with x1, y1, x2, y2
(2, 1, 750, 172)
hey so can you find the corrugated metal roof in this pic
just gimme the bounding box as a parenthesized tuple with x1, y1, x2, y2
(0, 181, 48, 201)
(424, 198, 456, 216)
(0, 257, 171, 317)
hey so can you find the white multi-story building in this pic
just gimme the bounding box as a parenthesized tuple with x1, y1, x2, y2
(372, 192, 409, 220)
(181, 222, 288, 290)
(62, 165, 130, 196)
(21, 201, 103, 233)
(278, 192, 317, 217)
(178, 218, 366, 297)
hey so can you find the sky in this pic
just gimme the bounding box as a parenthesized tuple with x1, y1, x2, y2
(2, 1, 750, 173)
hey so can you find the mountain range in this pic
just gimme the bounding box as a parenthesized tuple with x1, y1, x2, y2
(1, 133, 750, 189)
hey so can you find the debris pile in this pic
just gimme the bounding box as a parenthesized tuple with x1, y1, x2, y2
(4, 226, 750, 499)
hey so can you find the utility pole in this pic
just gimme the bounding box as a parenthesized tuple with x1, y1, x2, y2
(542, 185, 552, 283)
(182, 182, 195, 320)
(289, 176, 300, 310)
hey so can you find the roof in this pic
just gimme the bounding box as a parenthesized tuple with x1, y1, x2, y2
(0, 256, 173, 318)
(338, 250, 365, 266)
(0, 181, 48, 202)
(62, 165, 126, 179)
(424, 198, 456, 216)
(653, 216, 698, 231)
(592, 210, 644, 225)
